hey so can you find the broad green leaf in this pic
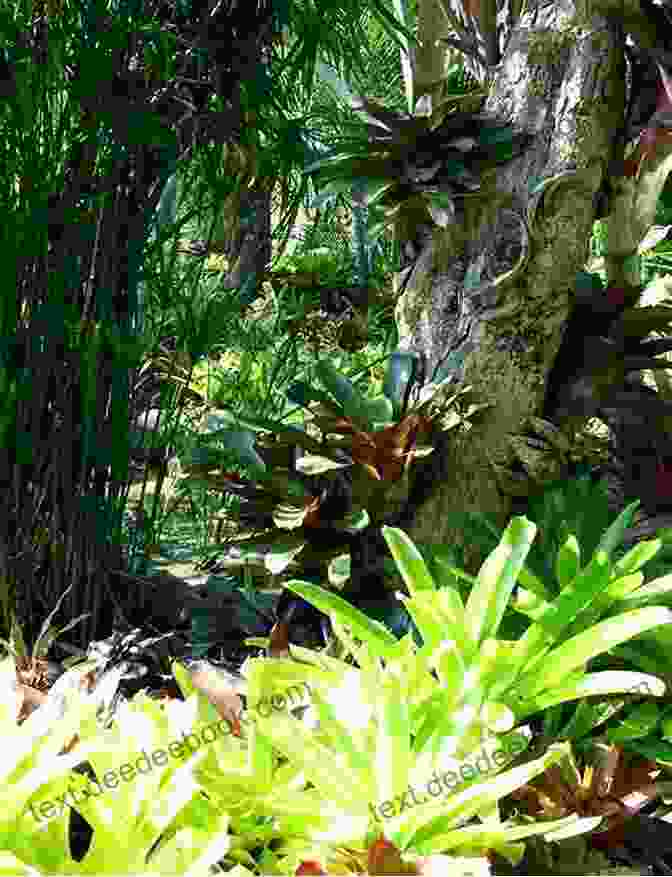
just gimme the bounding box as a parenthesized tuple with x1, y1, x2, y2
(203, 407, 307, 437)
(417, 814, 602, 857)
(285, 579, 399, 658)
(402, 587, 475, 663)
(437, 512, 549, 599)
(604, 571, 646, 602)
(473, 639, 521, 701)
(511, 587, 553, 622)
(516, 608, 672, 700)
(481, 701, 515, 735)
(512, 550, 612, 673)
(613, 539, 663, 577)
(171, 660, 197, 699)
(307, 688, 372, 781)
(384, 350, 421, 416)
(427, 547, 478, 588)
(328, 554, 351, 587)
(376, 677, 412, 806)
(303, 150, 368, 175)
(181, 436, 265, 473)
(383, 527, 438, 594)
(254, 709, 368, 811)
(433, 637, 469, 692)
(287, 380, 333, 409)
(315, 359, 369, 425)
(629, 737, 672, 764)
(362, 179, 400, 209)
(595, 499, 640, 558)
(558, 697, 630, 741)
(605, 701, 662, 743)
(561, 572, 647, 643)
(465, 517, 536, 644)
(412, 687, 462, 754)
(612, 642, 670, 677)
(294, 454, 351, 476)
(614, 573, 672, 611)
(554, 535, 580, 588)
(420, 681, 486, 760)
(363, 395, 395, 425)
(515, 563, 551, 599)
(406, 742, 570, 851)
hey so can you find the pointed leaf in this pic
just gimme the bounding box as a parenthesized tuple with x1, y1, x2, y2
(516, 608, 672, 700)
(342, 507, 371, 531)
(383, 351, 422, 416)
(512, 550, 612, 672)
(558, 697, 630, 742)
(465, 517, 536, 644)
(315, 359, 369, 425)
(613, 539, 663, 578)
(328, 554, 351, 587)
(363, 395, 395, 426)
(284, 579, 399, 658)
(295, 455, 351, 476)
(595, 499, 641, 558)
(554, 536, 581, 589)
(264, 539, 306, 575)
(605, 701, 662, 743)
(615, 573, 672, 611)
(513, 670, 665, 719)
(363, 179, 402, 209)
(382, 526, 437, 594)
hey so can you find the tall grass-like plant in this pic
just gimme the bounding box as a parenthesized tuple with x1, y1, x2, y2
(0, 0, 301, 642)
(0, 2, 163, 646)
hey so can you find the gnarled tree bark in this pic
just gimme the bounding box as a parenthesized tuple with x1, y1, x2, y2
(395, 0, 626, 574)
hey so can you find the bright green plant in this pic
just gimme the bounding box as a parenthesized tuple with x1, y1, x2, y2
(435, 471, 618, 602)
(287, 519, 670, 734)
(429, 474, 672, 758)
(230, 513, 672, 872)
(0, 657, 264, 875)
(0, 637, 570, 876)
(237, 645, 584, 875)
(4, 515, 669, 877)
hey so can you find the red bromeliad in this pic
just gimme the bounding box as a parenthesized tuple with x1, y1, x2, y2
(294, 836, 466, 875)
(623, 64, 672, 178)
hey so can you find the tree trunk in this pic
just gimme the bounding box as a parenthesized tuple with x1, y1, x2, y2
(395, 0, 625, 575)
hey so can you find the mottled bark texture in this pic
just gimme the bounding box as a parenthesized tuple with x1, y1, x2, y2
(395, 0, 626, 574)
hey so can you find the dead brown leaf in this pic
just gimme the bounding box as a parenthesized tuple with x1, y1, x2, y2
(189, 665, 244, 736)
